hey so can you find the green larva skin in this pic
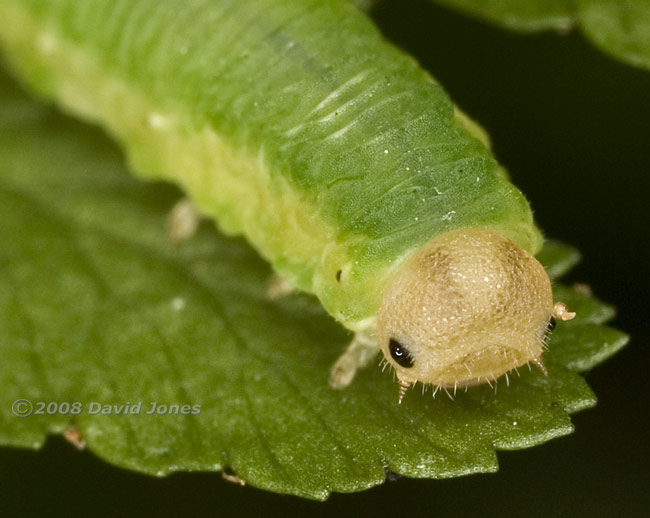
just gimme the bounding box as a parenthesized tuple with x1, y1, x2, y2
(0, 0, 542, 330)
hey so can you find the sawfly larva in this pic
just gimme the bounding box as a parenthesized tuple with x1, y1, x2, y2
(0, 0, 575, 402)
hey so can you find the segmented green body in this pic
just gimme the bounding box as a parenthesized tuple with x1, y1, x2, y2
(0, 0, 542, 329)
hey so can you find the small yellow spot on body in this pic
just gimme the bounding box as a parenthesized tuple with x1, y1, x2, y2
(147, 112, 169, 129)
(36, 33, 56, 55)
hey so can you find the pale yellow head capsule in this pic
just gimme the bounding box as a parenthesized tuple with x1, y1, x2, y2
(377, 228, 573, 401)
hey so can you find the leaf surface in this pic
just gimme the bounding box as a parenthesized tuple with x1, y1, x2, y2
(430, 0, 650, 71)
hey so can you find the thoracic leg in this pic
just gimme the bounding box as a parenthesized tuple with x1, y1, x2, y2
(265, 274, 297, 299)
(329, 328, 378, 389)
(167, 198, 201, 242)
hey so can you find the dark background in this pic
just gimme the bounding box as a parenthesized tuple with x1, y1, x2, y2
(2, 1, 649, 516)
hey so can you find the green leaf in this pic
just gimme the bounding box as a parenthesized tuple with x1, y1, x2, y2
(577, 0, 650, 71)
(429, 0, 650, 71)
(430, 0, 574, 32)
(0, 68, 627, 499)
(535, 240, 581, 279)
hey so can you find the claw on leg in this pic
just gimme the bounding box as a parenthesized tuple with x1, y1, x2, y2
(167, 198, 201, 243)
(329, 329, 378, 389)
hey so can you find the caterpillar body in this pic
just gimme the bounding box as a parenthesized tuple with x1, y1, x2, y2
(0, 0, 574, 401)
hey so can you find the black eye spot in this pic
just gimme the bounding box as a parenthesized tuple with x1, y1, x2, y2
(335, 269, 342, 282)
(548, 317, 556, 332)
(389, 339, 414, 368)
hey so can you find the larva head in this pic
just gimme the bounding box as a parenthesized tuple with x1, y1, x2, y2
(377, 228, 556, 395)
